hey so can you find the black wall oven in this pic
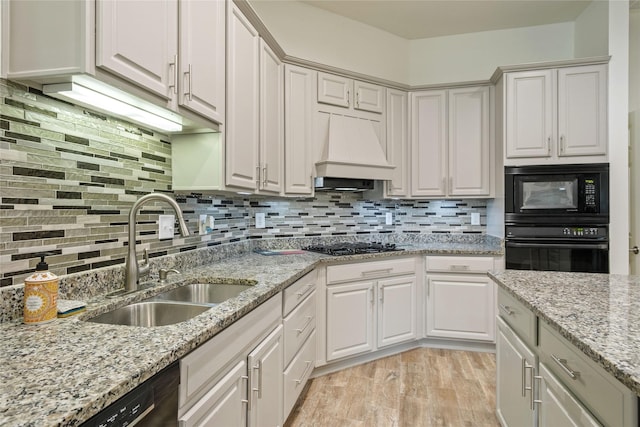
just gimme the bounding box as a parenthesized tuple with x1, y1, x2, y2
(505, 163, 609, 273)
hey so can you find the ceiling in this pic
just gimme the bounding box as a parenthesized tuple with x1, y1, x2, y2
(297, 0, 593, 40)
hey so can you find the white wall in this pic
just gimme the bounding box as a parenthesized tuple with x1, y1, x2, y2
(608, 0, 630, 274)
(249, 0, 410, 84)
(630, 8, 640, 112)
(408, 23, 575, 86)
(574, 0, 609, 58)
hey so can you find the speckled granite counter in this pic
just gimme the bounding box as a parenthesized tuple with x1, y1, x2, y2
(489, 270, 640, 396)
(0, 239, 502, 427)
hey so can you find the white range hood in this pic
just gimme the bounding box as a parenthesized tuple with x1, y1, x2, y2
(315, 115, 395, 180)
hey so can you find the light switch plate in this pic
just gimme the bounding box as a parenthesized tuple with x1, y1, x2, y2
(471, 212, 481, 226)
(385, 212, 393, 225)
(159, 215, 175, 239)
(255, 212, 266, 229)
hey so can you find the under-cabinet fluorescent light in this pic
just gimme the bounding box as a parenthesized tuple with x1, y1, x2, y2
(43, 82, 183, 132)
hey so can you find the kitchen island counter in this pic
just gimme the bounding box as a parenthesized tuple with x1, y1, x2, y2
(0, 239, 501, 427)
(489, 270, 640, 396)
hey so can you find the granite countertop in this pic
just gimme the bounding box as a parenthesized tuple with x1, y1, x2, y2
(0, 241, 501, 427)
(489, 270, 640, 396)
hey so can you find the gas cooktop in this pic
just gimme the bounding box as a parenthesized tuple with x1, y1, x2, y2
(303, 242, 404, 256)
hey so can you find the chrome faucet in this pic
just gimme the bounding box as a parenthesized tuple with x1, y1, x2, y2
(125, 193, 190, 292)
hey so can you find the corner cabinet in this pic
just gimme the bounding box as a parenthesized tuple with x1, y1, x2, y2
(325, 258, 417, 361)
(504, 64, 607, 165)
(410, 86, 492, 198)
(425, 255, 496, 342)
(225, 4, 283, 194)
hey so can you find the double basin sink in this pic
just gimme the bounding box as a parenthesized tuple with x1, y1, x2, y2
(87, 282, 255, 327)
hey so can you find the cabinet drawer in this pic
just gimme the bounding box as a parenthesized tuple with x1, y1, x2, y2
(283, 269, 317, 316)
(283, 330, 316, 418)
(497, 287, 536, 347)
(539, 321, 635, 427)
(283, 290, 316, 366)
(327, 257, 416, 284)
(425, 255, 494, 273)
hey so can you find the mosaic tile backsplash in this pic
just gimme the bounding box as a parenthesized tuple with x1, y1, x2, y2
(0, 78, 488, 287)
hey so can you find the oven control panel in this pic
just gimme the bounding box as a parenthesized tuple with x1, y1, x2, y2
(562, 227, 600, 237)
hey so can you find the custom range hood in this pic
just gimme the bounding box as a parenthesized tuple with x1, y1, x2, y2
(315, 115, 395, 181)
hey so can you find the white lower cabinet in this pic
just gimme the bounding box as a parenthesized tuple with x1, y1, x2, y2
(178, 295, 283, 427)
(425, 256, 496, 342)
(496, 287, 638, 427)
(325, 258, 417, 362)
(496, 316, 536, 427)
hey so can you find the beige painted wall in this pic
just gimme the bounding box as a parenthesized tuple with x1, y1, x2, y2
(408, 22, 574, 86)
(249, 0, 410, 84)
(250, 0, 577, 86)
(574, 0, 609, 58)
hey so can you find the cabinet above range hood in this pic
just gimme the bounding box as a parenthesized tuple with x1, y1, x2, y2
(315, 115, 395, 180)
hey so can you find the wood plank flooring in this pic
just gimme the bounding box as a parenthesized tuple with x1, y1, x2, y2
(285, 348, 500, 427)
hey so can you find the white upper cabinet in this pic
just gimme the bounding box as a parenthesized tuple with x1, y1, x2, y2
(97, 0, 177, 100)
(226, 3, 260, 190)
(7, 0, 225, 128)
(504, 64, 607, 165)
(317, 72, 384, 114)
(385, 88, 409, 197)
(178, 0, 226, 123)
(284, 64, 317, 196)
(226, 5, 283, 194)
(410, 86, 491, 198)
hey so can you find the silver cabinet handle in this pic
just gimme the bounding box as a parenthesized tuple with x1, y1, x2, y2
(241, 375, 250, 407)
(499, 304, 514, 316)
(347, 90, 350, 106)
(449, 265, 470, 271)
(524, 361, 534, 409)
(296, 283, 314, 299)
(356, 91, 360, 108)
(551, 354, 580, 379)
(262, 164, 268, 187)
(533, 375, 543, 407)
(184, 64, 193, 101)
(252, 360, 263, 399)
(295, 316, 313, 335)
(559, 135, 565, 154)
(361, 268, 393, 277)
(169, 55, 177, 95)
(295, 361, 312, 385)
(547, 136, 552, 154)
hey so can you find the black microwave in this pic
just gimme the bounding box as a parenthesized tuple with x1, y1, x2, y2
(505, 163, 609, 225)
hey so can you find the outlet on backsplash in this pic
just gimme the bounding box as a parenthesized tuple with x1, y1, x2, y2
(255, 213, 266, 229)
(199, 215, 215, 234)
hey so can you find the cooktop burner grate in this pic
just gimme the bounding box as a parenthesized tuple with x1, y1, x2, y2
(303, 242, 404, 256)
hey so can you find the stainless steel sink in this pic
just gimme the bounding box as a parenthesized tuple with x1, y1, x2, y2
(148, 283, 254, 305)
(87, 301, 211, 327)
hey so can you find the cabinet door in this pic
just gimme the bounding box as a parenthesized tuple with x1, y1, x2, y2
(426, 274, 495, 341)
(354, 80, 384, 114)
(317, 72, 350, 108)
(259, 39, 284, 194)
(326, 281, 375, 361)
(557, 65, 607, 157)
(496, 318, 536, 427)
(248, 325, 283, 427)
(410, 90, 447, 197)
(448, 86, 491, 196)
(178, 360, 247, 427)
(96, 0, 177, 99)
(385, 89, 409, 197)
(505, 69, 554, 159)
(226, 3, 260, 190)
(284, 64, 316, 195)
(178, 0, 225, 123)
(377, 275, 417, 348)
(538, 363, 601, 427)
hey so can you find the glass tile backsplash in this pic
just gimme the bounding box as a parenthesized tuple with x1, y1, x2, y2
(0, 79, 486, 287)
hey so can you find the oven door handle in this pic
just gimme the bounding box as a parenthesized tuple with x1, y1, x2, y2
(506, 241, 609, 250)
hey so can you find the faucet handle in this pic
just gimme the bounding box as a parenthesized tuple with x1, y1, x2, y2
(138, 249, 150, 278)
(159, 268, 181, 283)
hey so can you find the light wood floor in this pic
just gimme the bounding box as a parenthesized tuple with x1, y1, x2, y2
(285, 348, 500, 427)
